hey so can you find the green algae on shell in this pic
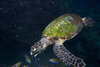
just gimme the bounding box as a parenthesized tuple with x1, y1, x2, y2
(42, 14, 83, 40)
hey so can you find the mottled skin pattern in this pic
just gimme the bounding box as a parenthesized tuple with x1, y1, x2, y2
(53, 44, 85, 67)
(30, 14, 95, 67)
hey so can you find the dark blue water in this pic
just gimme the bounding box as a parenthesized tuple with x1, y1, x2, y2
(0, 0, 100, 67)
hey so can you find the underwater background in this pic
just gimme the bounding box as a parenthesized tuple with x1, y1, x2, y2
(0, 0, 100, 67)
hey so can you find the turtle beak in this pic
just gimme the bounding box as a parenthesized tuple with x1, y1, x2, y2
(30, 49, 39, 57)
(30, 51, 33, 55)
(30, 48, 36, 55)
(30, 45, 40, 57)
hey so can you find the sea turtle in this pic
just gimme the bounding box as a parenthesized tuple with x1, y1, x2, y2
(30, 14, 95, 67)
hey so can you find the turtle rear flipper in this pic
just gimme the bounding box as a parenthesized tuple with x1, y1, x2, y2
(53, 44, 86, 67)
(82, 17, 95, 27)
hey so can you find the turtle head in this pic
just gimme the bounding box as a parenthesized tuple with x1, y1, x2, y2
(82, 17, 95, 27)
(30, 37, 51, 57)
(30, 41, 47, 57)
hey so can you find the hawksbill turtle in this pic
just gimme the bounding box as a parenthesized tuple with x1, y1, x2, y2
(30, 14, 95, 67)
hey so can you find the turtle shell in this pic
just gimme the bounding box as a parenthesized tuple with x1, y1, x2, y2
(42, 14, 83, 40)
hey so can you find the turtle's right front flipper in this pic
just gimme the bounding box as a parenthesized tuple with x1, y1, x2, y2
(30, 37, 51, 57)
(53, 44, 86, 67)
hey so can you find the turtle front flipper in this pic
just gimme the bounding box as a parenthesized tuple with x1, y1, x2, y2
(53, 44, 86, 67)
(30, 37, 51, 57)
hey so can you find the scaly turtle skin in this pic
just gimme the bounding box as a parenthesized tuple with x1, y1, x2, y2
(30, 14, 95, 67)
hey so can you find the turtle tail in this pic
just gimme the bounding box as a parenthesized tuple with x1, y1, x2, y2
(53, 44, 86, 67)
(82, 17, 95, 27)
(30, 37, 50, 57)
